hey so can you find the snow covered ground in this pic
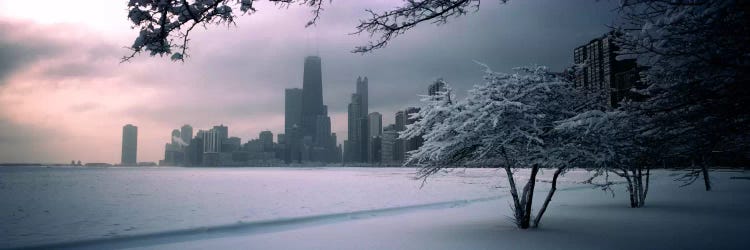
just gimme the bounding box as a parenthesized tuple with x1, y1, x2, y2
(1, 167, 748, 249)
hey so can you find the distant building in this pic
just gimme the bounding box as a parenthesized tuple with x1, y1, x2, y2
(162, 128, 186, 166)
(368, 112, 382, 138)
(277, 133, 286, 145)
(187, 137, 204, 166)
(259, 131, 274, 152)
(394, 111, 408, 161)
(358, 117, 369, 163)
(213, 124, 228, 144)
(203, 129, 220, 166)
(285, 88, 304, 135)
(573, 31, 639, 108)
(367, 112, 383, 163)
(121, 124, 138, 166)
(180, 124, 193, 145)
(428, 78, 447, 96)
(223, 137, 241, 152)
(283, 56, 339, 164)
(347, 94, 363, 162)
(357, 76, 368, 122)
(369, 137, 381, 164)
(315, 115, 331, 147)
(343, 76, 371, 163)
(171, 129, 181, 144)
(381, 125, 398, 164)
(395, 111, 407, 131)
(85, 163, 113, 167)
(301, 56, 325, 142)
(404, 107, 423, 155)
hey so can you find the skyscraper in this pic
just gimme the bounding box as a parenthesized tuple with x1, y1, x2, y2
(357, 76, 368, 120)
(285, 88, 303, 134)
(344, 76, 371, 163)
(301, 56, 324, 141)
(367, 112, 383, 163)
(285, 56, 337, 163)
(347, 94, 362, 162)
(121, 124, 137, 166)
(180, 124, 193, 145)
(358, 117, 369, 163)
(394, 111, 408, 161)
(315, 115, 331, 147)
(368, 112, 382, 138)
(381, 124, 397, 164)
(395, 111, 407, 131)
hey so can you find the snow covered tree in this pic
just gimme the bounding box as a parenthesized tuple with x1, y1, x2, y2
(404, 65, 597, 229)
(614, 0, 750, 191)
(556, 108, 656, 208)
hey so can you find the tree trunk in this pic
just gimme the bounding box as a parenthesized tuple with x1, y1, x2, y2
(503, 166, 523, 222)
(637, 166, 646, 207)
(621, 170, 636, 208)
(642, 167, 650, 206)
(701, 163, 711, 191)
(520, 165, 539, 229)
(532, 167, 563, 228)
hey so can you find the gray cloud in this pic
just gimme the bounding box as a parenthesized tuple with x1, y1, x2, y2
(0, 0, 619, 163)
(0, 22, 62, 84)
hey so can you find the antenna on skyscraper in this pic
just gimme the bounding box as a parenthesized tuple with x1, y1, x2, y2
(315, 27, 320, 56)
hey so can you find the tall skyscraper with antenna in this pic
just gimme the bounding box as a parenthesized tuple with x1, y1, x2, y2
(301, 56, 324, 143)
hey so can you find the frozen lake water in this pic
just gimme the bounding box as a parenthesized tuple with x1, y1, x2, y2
(0, 166, 568, 248)
(1, 166, 748, 249)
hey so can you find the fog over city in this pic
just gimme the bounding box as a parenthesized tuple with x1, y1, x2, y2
(0, 0, 617, 163)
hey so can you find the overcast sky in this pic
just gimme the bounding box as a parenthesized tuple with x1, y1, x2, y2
(0, 0, 618, 163)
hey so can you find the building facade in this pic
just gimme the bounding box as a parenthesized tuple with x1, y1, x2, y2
(180, 124, 193, 145)
(573, 32, 638, 108)
(428, 78, 447, 96)
(121, 124, 138, 166)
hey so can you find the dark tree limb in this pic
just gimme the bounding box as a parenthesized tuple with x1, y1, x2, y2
(532, 166, 563, 228)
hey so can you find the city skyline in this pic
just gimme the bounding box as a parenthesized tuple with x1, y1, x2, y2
(0, 0, 618, 163)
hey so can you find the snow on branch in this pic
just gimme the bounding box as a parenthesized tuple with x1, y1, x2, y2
(123, 0, 327, 62)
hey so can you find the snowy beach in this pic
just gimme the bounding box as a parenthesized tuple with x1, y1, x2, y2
(1, 166, 748, 249)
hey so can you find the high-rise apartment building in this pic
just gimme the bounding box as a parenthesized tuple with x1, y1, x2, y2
(573, 31, 638, 108)
(428, 78, 447, 96)
(121, 124, 138, 165)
